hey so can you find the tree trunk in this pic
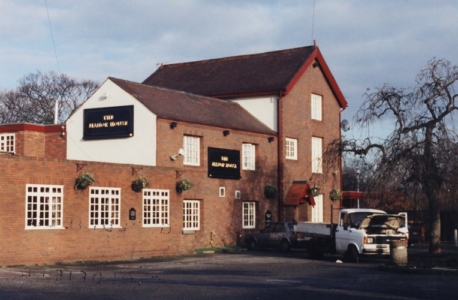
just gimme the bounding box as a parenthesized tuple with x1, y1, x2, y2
(427, 194, 441, 253)
(423, 126, 441, 254)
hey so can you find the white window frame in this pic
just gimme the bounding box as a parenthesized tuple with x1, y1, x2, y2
(242, 143, 256, 170)
(89, 187, 121, 229)
(311, 194, 323, 222)
(183, 135, 200, 166)
(219, 187, 226, 197)
(242, 202, 256, 229)
(142, 189, 170, 227)
(183, 200, 200, 231)
(235, 190, 241, 199)
(312, 137, 323, 173)
(285, 138, 297, 160)
(25, 184, 64, 229)
(0, 133, 15, 154)
(311, 94, 322, 121)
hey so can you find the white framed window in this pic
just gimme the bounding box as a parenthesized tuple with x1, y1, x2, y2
(143, 189, 170, 227)
(285, 138, 297, 160)
(183, 200, 200, 230)
(242, 143, 256, 170)
(219, 187, 226, 197)
(235, 190, 241, 199)
(242, 202, 256, 229)
(311, 94, 322, 121)
(25, 184, 63, 229)
(311, 194, 323, 222)
(312, 137, 323, 173)
(89, 187, 121, 229)
(0, 133, 15, 154)
(183, 135, 200, 166)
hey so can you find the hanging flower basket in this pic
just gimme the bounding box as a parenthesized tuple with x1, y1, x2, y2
(131, 176, 149, 192)
(74, 172, 95, 190)
(311, 186, 321, 197)
(330, 188, 342, 201)
(264, 184, 278, 199)
(176, 178, 194, 193)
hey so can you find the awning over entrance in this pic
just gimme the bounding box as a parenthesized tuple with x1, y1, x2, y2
(284, 181, 315, 207)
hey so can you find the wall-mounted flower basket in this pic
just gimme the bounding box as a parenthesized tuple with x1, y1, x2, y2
(311, 187, 321, 197)
(330, 188, 342, 201)
(131, 176, 149, 192)
(176, 178, 194, 193)
(74, 172, 95, 190)
(264, 184, 278, 199)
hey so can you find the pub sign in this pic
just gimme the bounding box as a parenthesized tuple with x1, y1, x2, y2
(83, 105, 134, 140)
(208, 147, 241, 179)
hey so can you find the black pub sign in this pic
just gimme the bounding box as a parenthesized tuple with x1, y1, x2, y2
(208, 147, 241, 179)
(83, 105, 134, 140)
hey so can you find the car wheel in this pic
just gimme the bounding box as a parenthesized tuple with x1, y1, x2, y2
(347, 245, 359, 263)
(247, 239, 257, 251)
(280, 240, 291, 253)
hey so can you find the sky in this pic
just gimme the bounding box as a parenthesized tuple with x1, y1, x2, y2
(1, 0, 457, 139)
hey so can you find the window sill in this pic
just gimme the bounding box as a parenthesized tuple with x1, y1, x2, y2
(25, 226, 65, 230)
(182, 230, 198, 234)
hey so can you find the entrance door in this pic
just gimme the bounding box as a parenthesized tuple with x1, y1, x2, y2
(311, 194, 323, 222)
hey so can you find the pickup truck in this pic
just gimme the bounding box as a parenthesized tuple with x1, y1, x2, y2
(294, 208, 408, 262)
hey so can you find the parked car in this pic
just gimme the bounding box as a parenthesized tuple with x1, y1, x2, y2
(243, 222, 301, 252)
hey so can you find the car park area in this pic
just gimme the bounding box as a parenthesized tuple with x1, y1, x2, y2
(1, 244, 456, 299)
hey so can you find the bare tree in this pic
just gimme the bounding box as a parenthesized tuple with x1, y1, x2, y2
(325, 58, 458, 253)
(0, 71, 99, 124)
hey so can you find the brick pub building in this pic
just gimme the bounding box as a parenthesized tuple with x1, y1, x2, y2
(0, 44, 347, 266)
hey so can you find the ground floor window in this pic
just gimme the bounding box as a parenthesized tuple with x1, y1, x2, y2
(25, 184, 63, 229)
(143, 189, 170, 227)
(89, 187, 121, 228)
(183, 200, 200, 230)
(242, 202, 256, 229)
(311, 194, 323, 222)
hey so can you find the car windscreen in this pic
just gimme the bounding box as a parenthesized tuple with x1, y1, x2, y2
(360, 215, 405, 230)
(348, 212, 377, 228)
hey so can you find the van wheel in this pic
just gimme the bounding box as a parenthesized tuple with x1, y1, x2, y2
(347, 245, 359, 263)
(247, 239, 257, 251)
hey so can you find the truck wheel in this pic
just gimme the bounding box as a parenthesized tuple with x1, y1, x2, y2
(280, 240, 291, 253)
(347, 245, 359, 263)
(247, 239, 257, 251)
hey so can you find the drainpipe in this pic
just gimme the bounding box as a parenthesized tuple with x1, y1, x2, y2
(277, 90, 285, 221)
(339, 108, 343, 209)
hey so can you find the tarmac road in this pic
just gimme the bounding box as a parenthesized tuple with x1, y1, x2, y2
(0, 246, 456, 299)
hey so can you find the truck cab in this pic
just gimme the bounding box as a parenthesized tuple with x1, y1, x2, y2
(335, 209, 408, 262)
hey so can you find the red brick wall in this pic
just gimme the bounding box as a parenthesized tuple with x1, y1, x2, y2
(0, 155, 181, 266)
(45, 132, 66, 159)
(155, 119, 278, 249)
(16, 131, 45, 157)
(280, 65, 342, 222)
(0, 120, 279, 266)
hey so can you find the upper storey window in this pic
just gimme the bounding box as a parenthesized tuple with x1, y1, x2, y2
(311, 94, 322, 121)
(242, 143, 256, 170)
(183, 135, 200, 166)
(285, 138, 297, 160)
(0, 133, 15, 154)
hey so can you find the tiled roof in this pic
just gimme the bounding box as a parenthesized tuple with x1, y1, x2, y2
(142, 45, 347, 108)
(143, 46, 316, 97)
(109, 77, 275, 135)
